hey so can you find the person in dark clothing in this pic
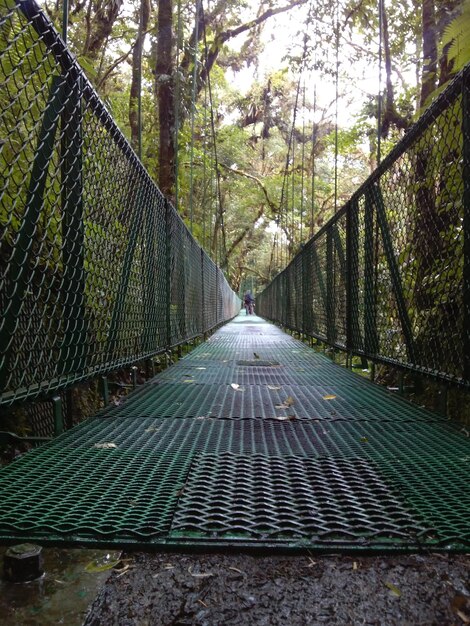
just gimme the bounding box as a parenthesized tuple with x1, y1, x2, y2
(244, 291, 255, 315)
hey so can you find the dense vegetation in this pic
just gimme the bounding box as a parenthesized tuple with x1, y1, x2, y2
(41, 0, 470, 292)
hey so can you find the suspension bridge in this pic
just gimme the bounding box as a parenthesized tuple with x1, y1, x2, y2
(0, 0, 469, 552)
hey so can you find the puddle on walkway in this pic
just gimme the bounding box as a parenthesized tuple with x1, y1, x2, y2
(0, 546, 120, 625)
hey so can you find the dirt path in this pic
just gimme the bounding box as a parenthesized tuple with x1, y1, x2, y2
(84, 552, 470, 625)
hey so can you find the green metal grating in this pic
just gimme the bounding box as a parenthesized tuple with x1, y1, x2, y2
(0, 316, 468, 551)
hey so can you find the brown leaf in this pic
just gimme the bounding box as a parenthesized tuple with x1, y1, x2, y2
(285, 396, 295, 406)
(323, 394, 337, 400)
(452, 595, 470, 623)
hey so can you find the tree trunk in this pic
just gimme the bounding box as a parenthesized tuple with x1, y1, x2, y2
(83, 0, 123, 59)
(129, 0, 151, 154)
(155, 0, 176, 199)
(381, 3, 410, 136)
(420, 0, 437, 109)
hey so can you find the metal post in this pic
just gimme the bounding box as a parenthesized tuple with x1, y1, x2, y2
(165, 199, 172, 349)
(62, 0, 69, 43)
(100, 376, 109, 405)
(52, 395, 63, 437)
(463, 68, 470, 383)
(364, 188, 378, 358)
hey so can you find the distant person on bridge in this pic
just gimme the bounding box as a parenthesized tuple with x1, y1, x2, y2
(244, 291, 255, 315)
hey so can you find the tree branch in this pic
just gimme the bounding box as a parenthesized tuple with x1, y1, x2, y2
(219, 162, 278, 213)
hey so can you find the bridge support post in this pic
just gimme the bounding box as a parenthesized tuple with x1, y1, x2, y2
(463, 67, 470, 384)
(52, 395, 64, 437)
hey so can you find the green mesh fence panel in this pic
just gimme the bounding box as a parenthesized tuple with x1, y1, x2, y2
(258, 67, 470, 388)
(0, 0, 240, 406)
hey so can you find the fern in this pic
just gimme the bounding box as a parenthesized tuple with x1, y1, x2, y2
(442, 0, 470, 72)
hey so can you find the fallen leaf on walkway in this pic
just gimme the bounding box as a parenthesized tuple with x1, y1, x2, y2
(323, 394, 336, 400)
(230, 383, 244, 391)
(360, 436, 369, 443)
(228, 566, 245, 574)
(198, 599, 209, 608)
(273, 415, 296, 421)
(93, 442, 117, 449)
(285, 396, 295, 406)
(384, 582, 402, 597)
(275, 404, 289, 409)
(183, 379, 195, 383)
(145, 427, 159, 433)
(196, 367, 207, 370)
(253, 352, 260, 359)
(353, 561, 358, 570)
(267, 385, 282, 390)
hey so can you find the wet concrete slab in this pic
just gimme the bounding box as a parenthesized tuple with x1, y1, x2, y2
(0, 547, 119, 626)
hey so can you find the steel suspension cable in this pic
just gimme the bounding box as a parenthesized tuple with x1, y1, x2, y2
(378, 0, 384, 165)
(188, 0, 201, 234)
(173, 0, 183, 212)
(202, 4, 226, 266)
(334, 0, 340, 213)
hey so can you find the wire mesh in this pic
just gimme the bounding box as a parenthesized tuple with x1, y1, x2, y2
(0, 0, 240, 406)
(258, 67, 470, 388)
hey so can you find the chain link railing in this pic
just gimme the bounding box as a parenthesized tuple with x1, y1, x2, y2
(258, 66, 470, 388)
(0, 0, 240, 407)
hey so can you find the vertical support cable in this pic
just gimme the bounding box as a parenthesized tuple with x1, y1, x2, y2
(62, 0, 68, 43)
(137, 0, 143, 160)
(173, 0, 183, 212)
(311, 81, 316, 237)
(334, 1, 340, 213)
(300, 81, 306, 243)
(377, 0, 383, 165)
(189, 0, 201, 233)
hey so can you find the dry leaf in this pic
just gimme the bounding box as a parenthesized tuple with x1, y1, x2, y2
(273, 415, 295, 421)
(267, 385, 282, 390)
(231, 383, 240, 390)
(285, 396, 295, 406)
(145, 427, 159, 433)
(196, 367, 207, 370)
(353, 562, 358, 570)
(228, 566, 244, 574)
(360, 436, 369, 443)
(385, 582, 401, 597)
(93, 442, 117, 449)
(323, 394, 337, 400)
(452, 595, 470, 623)
(183, 379, 195, 383)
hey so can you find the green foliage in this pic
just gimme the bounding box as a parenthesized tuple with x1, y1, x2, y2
(442, 0, 470, 72)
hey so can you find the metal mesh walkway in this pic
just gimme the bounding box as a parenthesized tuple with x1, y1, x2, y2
(0, 315, 469, 552)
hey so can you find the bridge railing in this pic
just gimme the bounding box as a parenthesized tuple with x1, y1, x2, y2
(0, 0, 240, 407)
(258, 66, 470, 388)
